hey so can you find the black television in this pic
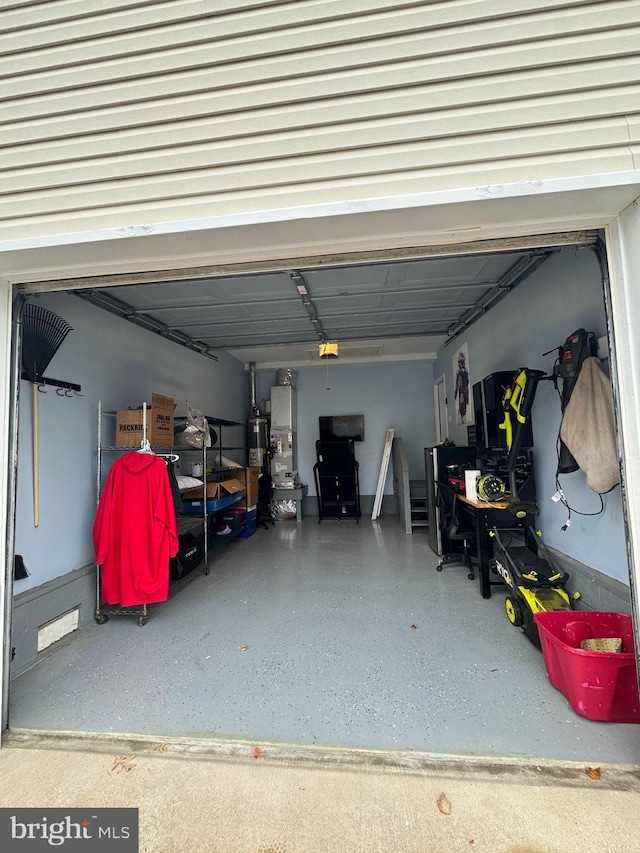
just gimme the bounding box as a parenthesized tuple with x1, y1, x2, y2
(319, 414, 365, 442)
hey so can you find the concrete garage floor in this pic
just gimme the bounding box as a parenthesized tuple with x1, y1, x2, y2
(8, 517, 640, 765)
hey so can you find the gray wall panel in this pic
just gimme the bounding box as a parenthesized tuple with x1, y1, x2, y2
(13, 290, 248, 593)
(432, 245, 628, 584)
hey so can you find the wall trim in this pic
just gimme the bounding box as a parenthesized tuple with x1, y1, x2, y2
(2, 172, 640, 256)
(12, 564, 95, 678)
(549, 547, 631, 614)
(14, 562, 94, 607)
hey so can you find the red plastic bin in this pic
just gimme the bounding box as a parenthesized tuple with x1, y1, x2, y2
(534, 611, 640, 723)
(221, 507, 246, 530)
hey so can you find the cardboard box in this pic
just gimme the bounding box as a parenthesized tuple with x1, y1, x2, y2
(239, 467, 260, 507)
(115, 393, 175, 447)
(181, 478, 244, 501)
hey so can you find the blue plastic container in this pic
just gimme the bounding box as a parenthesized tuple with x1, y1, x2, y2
(237, 508, 257, 538)
(181, 493, 243, 515)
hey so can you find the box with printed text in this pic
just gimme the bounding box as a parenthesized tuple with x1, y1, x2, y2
(115, 393, 175, 447)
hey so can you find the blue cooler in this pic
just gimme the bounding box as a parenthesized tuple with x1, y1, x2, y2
(238, 507, 257, 538)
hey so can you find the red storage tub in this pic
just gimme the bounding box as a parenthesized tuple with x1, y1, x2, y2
(535, 611, 640, 723)
(222, 507, 246, 530)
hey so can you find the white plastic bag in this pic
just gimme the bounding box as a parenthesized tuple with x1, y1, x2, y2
(271, 499, 297, 521)
(174, 402, 211, 449)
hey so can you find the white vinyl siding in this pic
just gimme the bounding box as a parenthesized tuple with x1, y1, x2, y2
(1, 0, 639, 238)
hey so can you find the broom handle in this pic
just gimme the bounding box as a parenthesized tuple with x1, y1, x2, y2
(33, 382, 39, 528)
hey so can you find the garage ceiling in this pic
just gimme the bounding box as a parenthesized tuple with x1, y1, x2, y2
(72, 236, 595, 367)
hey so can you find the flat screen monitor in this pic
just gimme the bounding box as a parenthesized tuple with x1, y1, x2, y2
(319, 414, 365, 442)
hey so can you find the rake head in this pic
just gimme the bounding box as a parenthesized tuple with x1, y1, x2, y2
(21, 303, 73, 382)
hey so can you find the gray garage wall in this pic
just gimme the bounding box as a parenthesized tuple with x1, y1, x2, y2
(432, 245, 627, 584)
(258, 361, 434, 503)
(14, 290, 249, 594)
(15, 290, 434, 597)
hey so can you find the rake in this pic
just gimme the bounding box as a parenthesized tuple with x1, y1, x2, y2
(21, 303, 73, 527)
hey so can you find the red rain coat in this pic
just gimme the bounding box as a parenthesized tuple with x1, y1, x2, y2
(93, 452, 178, 606)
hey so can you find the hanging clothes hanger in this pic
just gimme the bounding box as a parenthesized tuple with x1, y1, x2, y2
(136, 401, 155, 454)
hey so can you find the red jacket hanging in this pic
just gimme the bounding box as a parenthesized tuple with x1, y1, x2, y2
(93, 452, 178, 606)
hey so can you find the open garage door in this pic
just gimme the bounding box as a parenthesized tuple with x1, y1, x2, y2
(2, 211, 640, 752)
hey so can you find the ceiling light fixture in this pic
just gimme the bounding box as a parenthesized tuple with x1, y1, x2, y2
(319, 340, 339, 391)
(319, 342, 339, 359)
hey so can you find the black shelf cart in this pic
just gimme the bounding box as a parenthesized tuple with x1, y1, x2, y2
(313, 439, 361, 522)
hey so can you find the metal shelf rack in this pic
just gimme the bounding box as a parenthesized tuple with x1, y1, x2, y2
(94, 402, 246, 626)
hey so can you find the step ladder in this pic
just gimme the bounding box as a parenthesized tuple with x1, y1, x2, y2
(409, 480, 429, 530)
(391, 437, 430, 534)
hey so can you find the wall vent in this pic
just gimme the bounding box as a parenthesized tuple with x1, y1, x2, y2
(37, 607, 80, 652)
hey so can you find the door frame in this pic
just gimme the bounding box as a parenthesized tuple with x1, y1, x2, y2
(0, 281, 11, 742)
(433, 373, 447, 444)
(3, 185, 640, 741)
(603, 203, 640, 665)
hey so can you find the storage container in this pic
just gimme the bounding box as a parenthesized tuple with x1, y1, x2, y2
(535, 611, 640, 723)
(181, 493, 243, 516)
(237, 507, 257, 538)
(222, 508, 246, 530)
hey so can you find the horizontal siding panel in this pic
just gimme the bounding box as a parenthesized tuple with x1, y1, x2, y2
(2, 1, 463, 50)
(0, 118, 632, 217)
(1, 2, 636, 84)
(1, 59, 638, 170)
(1, 0, 639, 240)
(0, 6, 521, 76)
(3, 91, 639, 193)
(0, 0, 606, 40)
(0, 0, 291, 38)
(2, 26, 640, 128)
(0, 0, 612, 51)
(5, 43, 636, 123)
(0, 146, 633, 239)
(0, 0, 342, 33)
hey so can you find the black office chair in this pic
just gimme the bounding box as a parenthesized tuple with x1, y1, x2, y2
(435, 482, 476, 580)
